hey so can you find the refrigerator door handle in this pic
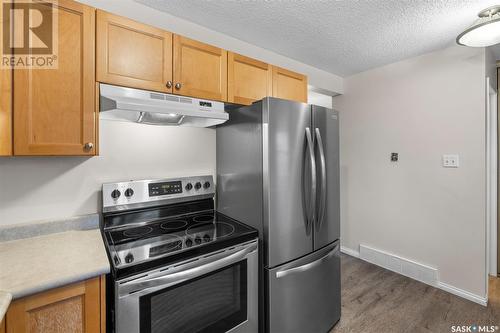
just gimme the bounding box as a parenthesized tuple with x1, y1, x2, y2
(305, 127, 317, 227)
(275, 243, 339, 278)
(315, 128, 327, 229)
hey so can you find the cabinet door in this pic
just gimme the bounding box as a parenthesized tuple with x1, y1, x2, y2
(0, 63, 11, 156)
(13, 0, 96, 156)
(228, 52, 272, 105)
(6, 277, 102, 333)
(272, 66, 308, 103)
(173, 35, 227, 101)
(96, 10, 173, 93)
(0, 0, 12, 156)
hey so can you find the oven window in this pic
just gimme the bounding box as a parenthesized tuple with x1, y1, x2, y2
(139, 261, 247, 333)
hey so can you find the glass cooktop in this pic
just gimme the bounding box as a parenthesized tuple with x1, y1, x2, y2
(104, 210, 257, 270)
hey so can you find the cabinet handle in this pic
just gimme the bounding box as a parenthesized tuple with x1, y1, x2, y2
(166, 81, 172, 88)
(175, 83, 182, 90)
(84, 142, 94, 151)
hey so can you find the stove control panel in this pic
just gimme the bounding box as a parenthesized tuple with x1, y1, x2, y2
(102, 175, 215, 212)
(148, 181, 182, 197)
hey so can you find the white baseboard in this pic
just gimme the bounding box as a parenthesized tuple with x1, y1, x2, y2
(341, 243, 488, 307)
(359, 244, 438, 287)
(340, 246, 359, 258)
(438, 282, 488, 306)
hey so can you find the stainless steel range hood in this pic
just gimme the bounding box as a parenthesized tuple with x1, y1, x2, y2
(99, 84, 229, 127)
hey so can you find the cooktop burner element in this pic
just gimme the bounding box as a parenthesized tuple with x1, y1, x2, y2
(160, 220, 188, 231)
(122, 226, 153, 238)
(186, 222, 235, 239)
(192, 214, 215, 223)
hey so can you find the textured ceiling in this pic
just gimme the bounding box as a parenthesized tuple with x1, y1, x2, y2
(135, 0, 500, 76)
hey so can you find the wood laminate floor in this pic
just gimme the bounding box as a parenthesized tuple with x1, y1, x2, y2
(330, 254, 500, 333)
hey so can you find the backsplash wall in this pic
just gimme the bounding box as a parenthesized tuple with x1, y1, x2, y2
(0, 120, 216, 226)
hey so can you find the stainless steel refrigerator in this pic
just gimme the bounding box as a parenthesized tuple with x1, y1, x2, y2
(217, 97, 340, 333)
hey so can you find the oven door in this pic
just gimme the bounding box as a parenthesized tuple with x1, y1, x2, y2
(115, 241, 258, 333)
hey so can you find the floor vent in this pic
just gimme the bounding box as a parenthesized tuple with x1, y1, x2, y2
(359, 244, 438, 287)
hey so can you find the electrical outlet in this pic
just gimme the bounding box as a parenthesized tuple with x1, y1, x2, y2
(442, 154, 459, 168)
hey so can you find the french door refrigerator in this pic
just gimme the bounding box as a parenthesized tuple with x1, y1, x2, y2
(217, 97, 340, 333)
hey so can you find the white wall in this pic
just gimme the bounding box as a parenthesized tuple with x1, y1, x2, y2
(333, 46, 488, 298)
(77, 0, 343, 95)
(0, 120, 215, 226)
(307, 89, 333, 109)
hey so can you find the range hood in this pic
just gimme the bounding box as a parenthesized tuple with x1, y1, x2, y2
(99, 84, 228, 127)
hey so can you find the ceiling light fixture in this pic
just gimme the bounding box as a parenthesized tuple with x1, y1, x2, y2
(457, 5, 500, 47)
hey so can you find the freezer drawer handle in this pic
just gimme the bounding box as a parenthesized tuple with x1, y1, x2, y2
(305, 127, 317, 227)
(315, 128, 327, 229)
(275, 244, 338, 279)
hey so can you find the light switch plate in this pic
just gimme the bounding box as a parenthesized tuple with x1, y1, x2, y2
(442, 154, 459, 168)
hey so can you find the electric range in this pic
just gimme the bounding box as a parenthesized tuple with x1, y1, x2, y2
(101, 175, 258, 333)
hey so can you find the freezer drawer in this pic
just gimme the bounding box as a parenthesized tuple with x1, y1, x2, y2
(266, 241, 340, 333)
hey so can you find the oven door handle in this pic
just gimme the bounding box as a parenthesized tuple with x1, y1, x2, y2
(120, 242, 257, 296)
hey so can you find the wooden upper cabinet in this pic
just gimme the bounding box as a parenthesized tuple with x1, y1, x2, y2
(272, 66, 308, 103)
(6, 277, 103, 333)
(227, 52, 272, 105)
(0, 1, 12, 156)
(0, 64, 11, 156)
(13, 0, 96, 156)
(96, 10, 173, 93)
(173, 35, 227, 101)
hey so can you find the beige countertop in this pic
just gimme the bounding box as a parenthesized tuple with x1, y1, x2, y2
(0, 291, 11, 324)
(0, 228, 110, 321)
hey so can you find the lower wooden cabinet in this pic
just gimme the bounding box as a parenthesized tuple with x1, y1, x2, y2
(272, 66, 308, 103)
(5, 276, 105, 333)
(0, 318, 5, 333)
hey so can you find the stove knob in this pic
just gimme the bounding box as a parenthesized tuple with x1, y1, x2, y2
(111, 189, 121, 200)
(195, 236, 202, 244)
(203, 181, 211, 189)
(124, 188, 134, 198)
(185, 183, 193, 191)
(194, 182, 202, 190)
(203, 234, 211, 242)
(124, 253, 134, 264)
(185, 238, 193, 247)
